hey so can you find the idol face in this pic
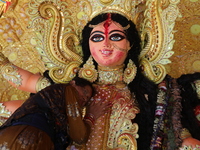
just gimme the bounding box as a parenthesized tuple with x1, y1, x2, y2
(89, 20, 130, 67)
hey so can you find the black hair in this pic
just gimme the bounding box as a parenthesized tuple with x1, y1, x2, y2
(73, 76, 93, 87)
(81, 13, 157, 149)
(72, 76, 95, 97)
(177, 72, 200, 140)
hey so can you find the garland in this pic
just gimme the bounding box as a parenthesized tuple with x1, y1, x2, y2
(150, 81, 168, 149)
(169, 78, 183, 149)
(150, 77, 183, 150)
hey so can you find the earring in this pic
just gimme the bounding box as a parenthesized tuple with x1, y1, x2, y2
(123, 59, 137, 84)
(78, 55, 98, 82)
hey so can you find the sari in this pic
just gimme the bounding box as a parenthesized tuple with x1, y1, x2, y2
(0, 84, 90, 150)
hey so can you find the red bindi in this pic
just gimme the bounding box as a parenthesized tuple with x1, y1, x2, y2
(103, 13, 112, 40)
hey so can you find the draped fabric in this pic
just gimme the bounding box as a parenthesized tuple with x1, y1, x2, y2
(0, 84, 89, 150)
(0, 125, 54, 150)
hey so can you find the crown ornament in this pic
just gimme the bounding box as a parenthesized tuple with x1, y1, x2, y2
(63, 0, 145, 38)
(86, 0, 144, 22)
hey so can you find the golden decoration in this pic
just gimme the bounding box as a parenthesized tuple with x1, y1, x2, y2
(0, 103, 11, 126)
(117, 133, 138, 150)
(27, 0, 83, 83)
(139, 0, 181, 83)
(124, 59, 137, 84)
(66, 102, 80, 119)
(180, 128, 192, 140)
(0, 0, 11, 17)
(35, 76, 51, 92)
(0, 80, 29, 102)
(166, 0, 200, 78)
(18, 0, 180, 84)
(0, 62, 22, 86)
(108, 91, 139, 149)
(0, 0, 191, 101)
(24, 0, 152, 84)
(97, 64, 124, 85)
(78, 56, 97, 82)
(94, 60, 137, 85)
(0, 52, 9, 66)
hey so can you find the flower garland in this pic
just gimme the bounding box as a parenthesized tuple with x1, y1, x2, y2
(150, 77, 183, 150)
(150, 81, 168, 149)
(169, 78, 183, 149)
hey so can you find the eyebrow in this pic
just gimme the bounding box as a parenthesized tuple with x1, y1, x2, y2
(90, 31, 104, 37)
(90, 30, 125, 37)
(109, 30, 126, 35)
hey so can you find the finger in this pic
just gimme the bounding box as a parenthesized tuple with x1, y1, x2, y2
(89, 100, 96, 106)
(102, 103, 112, 112)
(102, 101, 112, 107)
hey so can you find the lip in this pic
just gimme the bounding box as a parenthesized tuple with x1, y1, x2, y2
(100, 49, 113, 56)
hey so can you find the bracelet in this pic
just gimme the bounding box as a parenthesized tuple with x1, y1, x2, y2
(1, 62, 22, 86)
(0, 53, 23, 86)
(88, 113, 96, 120)
(36, 76, 51, 92)
(180, 128, 192, 140)
(0, 103, 12, 126)
(84, 113, 95, 126)
(66, 102, 81, 119)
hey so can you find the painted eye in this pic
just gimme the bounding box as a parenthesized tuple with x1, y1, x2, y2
(110, 33, 125, 41)
(90, 34, 104, 42)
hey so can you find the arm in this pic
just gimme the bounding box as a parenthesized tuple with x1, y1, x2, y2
(8, 66, 41, 93)
(67, 101, 111, 144)
(0, 52, 50, 93)
(180, 128, 200, 149)
(64, 85, 90, 144)
(67, 109, 91, 144)
(2, 100, 25, 113)
(65, 85, 112, 144)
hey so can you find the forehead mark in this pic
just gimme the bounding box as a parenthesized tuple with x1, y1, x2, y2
(103, 13, 112, 40)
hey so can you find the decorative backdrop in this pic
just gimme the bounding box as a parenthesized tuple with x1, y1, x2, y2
(0, 0, 200, 103)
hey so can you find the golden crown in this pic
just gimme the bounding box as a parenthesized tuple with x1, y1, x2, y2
(34, 0, 144, 38)
(84, 0, 143, 22)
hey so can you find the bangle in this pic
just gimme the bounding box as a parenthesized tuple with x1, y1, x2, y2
(88, 113, 96, 121)
(0, 103, 12, 126)
(36, 76, 51, 92)
(1, 62, 22, 86)
(84, 113, 95, 126)
(0, 53, 23, 86)
(180, 128, 192, 140)
(66, 102, 81, 119)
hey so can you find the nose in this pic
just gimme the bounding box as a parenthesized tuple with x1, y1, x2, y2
(104, 37, 111, 48)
